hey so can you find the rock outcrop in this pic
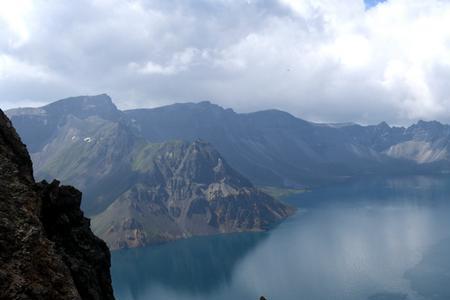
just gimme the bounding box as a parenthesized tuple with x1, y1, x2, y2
(0, 109, 114, 299)
(93, 140, 295, 250)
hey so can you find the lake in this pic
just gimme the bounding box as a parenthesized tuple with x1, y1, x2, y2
(111, 176, 450, 300)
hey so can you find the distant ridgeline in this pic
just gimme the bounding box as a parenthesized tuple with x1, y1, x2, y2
(8, 94, 450, 248)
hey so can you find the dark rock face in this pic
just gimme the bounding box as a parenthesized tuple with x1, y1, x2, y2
(38, 180, 115, 300)
(0, 109, 114, 299)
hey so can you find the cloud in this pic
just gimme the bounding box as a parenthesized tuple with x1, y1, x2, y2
(0, 0, 33, 48)
(128, 48, 200, 75)
(0, 0, 450, 125)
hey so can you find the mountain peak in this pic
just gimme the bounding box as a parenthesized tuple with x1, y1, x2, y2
(185, 101, 231, 112)
(45, 93, 114, 110)
(198, 100, 213, 106)
(409, 120, 444, 132)
(93, 137, 293, 249)
(415, 120, 442, 127)
(43, 94, 121, 121)
(376, 121, 390, 130)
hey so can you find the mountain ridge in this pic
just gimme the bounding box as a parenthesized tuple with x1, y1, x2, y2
(123, 98, 450, 186)
(7, 94, 450, 188)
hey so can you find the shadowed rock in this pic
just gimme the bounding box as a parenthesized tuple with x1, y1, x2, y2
(0, 109, 115, 299)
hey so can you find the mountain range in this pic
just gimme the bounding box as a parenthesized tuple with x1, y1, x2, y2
(7, 94, 450, 248)
(6, 95, 294, 249)
(9, 94, 450, 185)
(124, 101, 450, 186)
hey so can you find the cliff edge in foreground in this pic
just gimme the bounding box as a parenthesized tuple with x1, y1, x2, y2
(0, 108, 114, 299)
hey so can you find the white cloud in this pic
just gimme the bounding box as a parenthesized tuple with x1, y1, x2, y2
(0, 0, 450, 125)
(0, 0, 33, 47)
(0, 54, 55, 81)
(129, 48, 200, 75)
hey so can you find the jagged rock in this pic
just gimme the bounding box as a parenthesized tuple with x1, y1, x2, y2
(0, 109, 114, 299)
(92, 140, 295, 250)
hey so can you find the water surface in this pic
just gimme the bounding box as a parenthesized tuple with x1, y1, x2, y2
(112, 176, 450, 300)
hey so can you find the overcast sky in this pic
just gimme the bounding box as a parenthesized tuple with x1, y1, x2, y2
(1, 0, 450, 125)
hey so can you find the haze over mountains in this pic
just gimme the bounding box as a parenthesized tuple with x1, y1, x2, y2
(7, 94, 450, 248)
(10, 94, 450, 184)
(125, 102, 450, 186)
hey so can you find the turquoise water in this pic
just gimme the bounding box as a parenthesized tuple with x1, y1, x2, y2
(112, 176, 450, 300)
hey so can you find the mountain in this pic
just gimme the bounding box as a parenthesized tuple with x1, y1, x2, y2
(6, 95, 294, 249)
(384, 121, 450, 163)
(7, 94, 123, 153)
(125, 101, 450, 186)
(93, 140, 294, 249)
(0, 109, 115, 299)
(32, 114, 138, 215)
(9, 95, 450, 189)
(125, 102, 378, 186)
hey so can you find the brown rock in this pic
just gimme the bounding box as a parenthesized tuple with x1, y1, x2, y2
(0, 109, 114, 300)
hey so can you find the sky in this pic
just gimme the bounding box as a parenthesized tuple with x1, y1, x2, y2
(0, 0, 450, 125)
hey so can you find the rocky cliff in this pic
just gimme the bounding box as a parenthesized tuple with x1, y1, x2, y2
(92, 140, 295, 250)
(0, 109, 114, 299)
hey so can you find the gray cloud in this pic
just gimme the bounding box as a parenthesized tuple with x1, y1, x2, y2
(1, 0, 450, 125)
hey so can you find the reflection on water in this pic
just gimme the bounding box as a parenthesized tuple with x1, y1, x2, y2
(368, 293, 408, 300)
(112, 176, 450, 300)
(112, 232, 268, 300)
(405, 237, 450, 300)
